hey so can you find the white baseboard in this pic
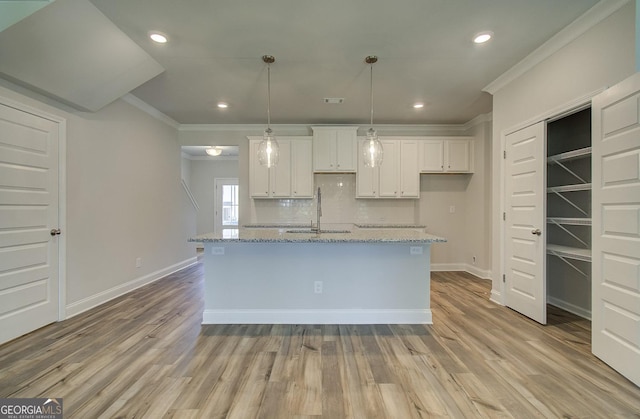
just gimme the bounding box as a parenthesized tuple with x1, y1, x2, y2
(490, 289, 503, 305)
(202, 309, 432, 325)
(548, 296, 591, 320)
(66, 257, 197, 318)
(431, 263, 492, 279)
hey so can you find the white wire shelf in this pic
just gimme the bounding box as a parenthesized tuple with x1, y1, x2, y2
(546, 217, 592, 226)
(547, 183, 592, 193)
(547, 147, 591, 163)
(547, 244, 592, 262)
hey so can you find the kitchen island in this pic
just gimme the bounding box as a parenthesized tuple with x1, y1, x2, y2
(190, 226, 445, 324)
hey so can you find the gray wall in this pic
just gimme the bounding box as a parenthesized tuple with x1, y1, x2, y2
(0, 80, 197, 315)
(490, 1, 636, 301)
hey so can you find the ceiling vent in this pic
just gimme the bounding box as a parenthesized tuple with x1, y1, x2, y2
(323, 98, 344, 104)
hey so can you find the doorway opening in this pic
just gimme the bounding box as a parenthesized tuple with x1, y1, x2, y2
(214, 178, 239, 238)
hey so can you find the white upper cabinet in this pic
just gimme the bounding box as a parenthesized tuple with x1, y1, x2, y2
(291, 139, 313, 198)
(250, 137, 313, 199)
(420, 137, 474, 173)
(357, 138, 419, 199)
(312, 126, 357, 172)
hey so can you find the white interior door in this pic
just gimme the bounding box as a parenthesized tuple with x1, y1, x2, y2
(592, 72, 640, 387)
(0, 103, 60, 344)
(504, 122, 547, 324)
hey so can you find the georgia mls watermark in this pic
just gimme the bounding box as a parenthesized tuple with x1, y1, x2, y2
(0, 398, 63, 419)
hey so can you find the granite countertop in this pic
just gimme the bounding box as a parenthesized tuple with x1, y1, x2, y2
(190, 224, 446, 244)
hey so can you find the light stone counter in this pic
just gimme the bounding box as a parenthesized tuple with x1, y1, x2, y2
(190, 224, 445, 244)
(192, 224, 446, 325)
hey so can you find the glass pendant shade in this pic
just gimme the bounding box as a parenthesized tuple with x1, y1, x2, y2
(258, 128, 279, 168)
(363, 127, 383, 168)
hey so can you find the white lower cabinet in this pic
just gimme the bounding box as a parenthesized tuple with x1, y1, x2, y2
(357, 138, 419, 199)
(249, 138, 313, 199)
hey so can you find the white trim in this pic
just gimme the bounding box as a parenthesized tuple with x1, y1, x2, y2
(202, 308, 432, 324)
(121, 93, 180, 129)
(179, 123, 470, 135)
(483, 0, 630, 94)
(431, 263, 492, 280)
(181, 179, 199, 211)
(548, 296, 591, 320)
(65, 257, 197, 318)
(502, 89, 603, 137)
(0, 94, 68, 322)
(490, 290, 503, 306)
(462, 112, 492, 131)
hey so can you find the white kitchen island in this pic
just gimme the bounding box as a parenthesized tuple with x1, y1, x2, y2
(190, 226, 445, 324)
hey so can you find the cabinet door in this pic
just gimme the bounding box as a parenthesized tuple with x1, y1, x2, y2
(249, 140, 270, 197)
(335, 129, 357, 171)
(446, 139, 472, 172)
(270, 140, 291, 197)
(378, 140, 399, 197)
(420, 140, 445, 172)
(399, 140, 419, 197)
(313, 130, 336, 171)
(291, 139, 313, 198)
(356, 139, 378, 197)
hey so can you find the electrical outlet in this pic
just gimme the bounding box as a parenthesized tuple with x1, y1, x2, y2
(449, 205, 456, 214)
(314, 281, 323, 294)
(472, 255, 476, 265)
(410, 246, 423, 255)
(135, 257, 142, 268)
(211, 247, 225, 255)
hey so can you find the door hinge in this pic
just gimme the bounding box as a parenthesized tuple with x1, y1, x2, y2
(503, 150, 506, 159)
(503, 274, 506, 283)
(503, 212, 506, 221)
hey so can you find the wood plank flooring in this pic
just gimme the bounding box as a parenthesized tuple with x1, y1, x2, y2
(1, 264, 639, 418)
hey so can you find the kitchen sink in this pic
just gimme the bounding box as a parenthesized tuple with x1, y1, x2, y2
(286, 229, 351, 234)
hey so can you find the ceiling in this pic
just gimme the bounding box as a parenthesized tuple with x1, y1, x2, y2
(182, 145, 239, 158)
(3, 0, 603, 125)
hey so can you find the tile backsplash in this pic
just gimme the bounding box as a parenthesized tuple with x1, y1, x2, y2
(250, 174, 418, 225)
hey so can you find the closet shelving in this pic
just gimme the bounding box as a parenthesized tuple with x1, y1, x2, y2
(545, 107, 592, 319)
(546, 115, 592, 265)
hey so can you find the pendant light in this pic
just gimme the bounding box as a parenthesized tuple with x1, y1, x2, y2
(363, 55, 383, 168)
(257, 55, 279, 168)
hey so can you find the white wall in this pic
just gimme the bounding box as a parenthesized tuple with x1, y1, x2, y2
(189, 159, 238, 236)
(490, 1, 636, 301)
(0, 80, 197, 316)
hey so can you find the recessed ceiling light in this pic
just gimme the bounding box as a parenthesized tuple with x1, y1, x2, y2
(413, 103, 425, 109)
(217, 102, 229, 109)
(205, 147, 222, 156)
(473, 31, 493, 44)
(149, 32, 168, 43)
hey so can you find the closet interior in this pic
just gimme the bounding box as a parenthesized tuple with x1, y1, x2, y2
(546, 107, 592, 320)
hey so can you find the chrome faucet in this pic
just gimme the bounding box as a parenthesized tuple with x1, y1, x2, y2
(312, 187, 322, 233)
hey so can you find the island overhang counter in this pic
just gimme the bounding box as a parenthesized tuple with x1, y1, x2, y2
(190, 227, 446, 325)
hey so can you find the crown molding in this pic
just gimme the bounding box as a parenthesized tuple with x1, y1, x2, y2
(178, 124, 311, 133)
(121, 94, 180, 129)
(462, 112, 492, 131)
(483, 0, 630, 94)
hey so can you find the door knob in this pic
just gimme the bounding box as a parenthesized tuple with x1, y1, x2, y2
(531, 229, 541, 236)
(50, 228, 61, 236)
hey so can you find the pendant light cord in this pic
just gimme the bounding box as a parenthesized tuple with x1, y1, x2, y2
(267, 62, 271, 130)
(369, 62, 374, 126)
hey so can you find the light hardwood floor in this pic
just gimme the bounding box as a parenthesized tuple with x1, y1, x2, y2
(1, 264, 639, 418)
